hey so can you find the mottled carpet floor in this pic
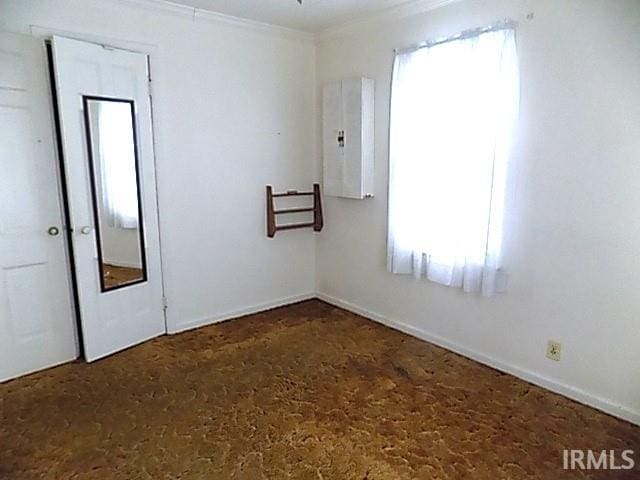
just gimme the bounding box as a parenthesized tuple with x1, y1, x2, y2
(1, 300, 638, 479)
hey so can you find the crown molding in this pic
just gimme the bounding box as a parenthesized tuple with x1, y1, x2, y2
(317, 0, 463, 42)
(102, 0, 462, 44)
(114, 0, 315, 43)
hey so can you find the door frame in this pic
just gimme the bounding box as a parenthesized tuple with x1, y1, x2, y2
(38, 29, 167, 359)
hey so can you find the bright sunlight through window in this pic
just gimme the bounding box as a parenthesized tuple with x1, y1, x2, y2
(387, 26, 519, 295)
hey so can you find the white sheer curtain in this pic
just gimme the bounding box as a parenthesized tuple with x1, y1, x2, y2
(98, 102, 139, 230)
(387, 28, 519, 295)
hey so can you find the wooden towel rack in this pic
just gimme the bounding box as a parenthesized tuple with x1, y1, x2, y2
(266, 184, 323, 238)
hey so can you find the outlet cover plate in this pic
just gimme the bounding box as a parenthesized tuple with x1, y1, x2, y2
(547, 340, 562, 361)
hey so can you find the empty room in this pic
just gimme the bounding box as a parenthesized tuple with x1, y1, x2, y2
(1, 0, 639, 478)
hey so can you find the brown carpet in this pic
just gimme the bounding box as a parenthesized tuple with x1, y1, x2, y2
(1, 300, 638, 479)
(102, 263, 144, 290)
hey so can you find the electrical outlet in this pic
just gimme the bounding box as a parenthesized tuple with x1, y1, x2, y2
(547, 340, 562, 361)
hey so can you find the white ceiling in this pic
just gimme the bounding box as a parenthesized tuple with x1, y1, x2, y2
(161, 0, 414, 33)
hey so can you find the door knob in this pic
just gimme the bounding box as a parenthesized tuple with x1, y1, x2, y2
(47, 226, 60, 236)
(80, 226, 92, 235)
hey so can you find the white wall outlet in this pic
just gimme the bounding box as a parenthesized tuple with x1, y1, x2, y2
(547, 340, 562, 361)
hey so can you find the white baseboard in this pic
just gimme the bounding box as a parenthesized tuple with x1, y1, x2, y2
(316, 292, 640, 427)
(167, 292, 316, 334)
(163, 289, 639, 426)
(1, 354, 78, 384)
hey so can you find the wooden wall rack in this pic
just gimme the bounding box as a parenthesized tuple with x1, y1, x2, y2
(266, 184, 323, 238)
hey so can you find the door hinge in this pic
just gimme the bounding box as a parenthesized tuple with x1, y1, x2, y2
(162, 296, 168, 311)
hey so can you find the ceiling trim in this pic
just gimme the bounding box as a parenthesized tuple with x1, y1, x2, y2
(317, 0, 463, 41)
(114, 0, 315, 42)
(110, 0, 463, 42)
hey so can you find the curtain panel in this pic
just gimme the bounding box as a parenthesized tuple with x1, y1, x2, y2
(387, 28, 519, 295)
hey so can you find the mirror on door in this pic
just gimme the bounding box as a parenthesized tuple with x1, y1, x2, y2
(83, 96, 147, 291)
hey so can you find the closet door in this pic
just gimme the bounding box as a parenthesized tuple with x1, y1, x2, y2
(322, 81, 344, 197)
(51, 36, 165, 362)
(0, 32, 78, 381)
(341, 78, 364, 198)
(322, 78, 374, 199)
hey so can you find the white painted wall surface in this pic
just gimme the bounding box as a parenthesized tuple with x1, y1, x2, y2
(100, 225, 142, 268)
(1, 0, 317, 332)
(315, 0, 640, 424)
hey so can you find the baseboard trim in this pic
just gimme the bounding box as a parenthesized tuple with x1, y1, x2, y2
(165, 290, 639, 426)
(167, 292, 316, 334)
(1, 354, 78, 384)
(316, 292, 640, 427)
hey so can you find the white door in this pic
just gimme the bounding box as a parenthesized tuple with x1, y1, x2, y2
(51, 36, 165, 362)
(0, 32, 78, 381)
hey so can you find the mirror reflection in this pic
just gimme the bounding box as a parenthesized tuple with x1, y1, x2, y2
(83, 97, 147, 291)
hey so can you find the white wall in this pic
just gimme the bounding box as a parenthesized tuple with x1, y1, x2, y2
(100, 227, 142, 269)
(315, 0, 640, 424)
(1, 0, 317, 332)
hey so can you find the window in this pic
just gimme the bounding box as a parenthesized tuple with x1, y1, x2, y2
(387, 26, 519, 295)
